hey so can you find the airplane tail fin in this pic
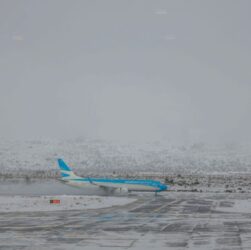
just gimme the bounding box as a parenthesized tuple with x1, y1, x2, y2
(57, 159, 79, 180)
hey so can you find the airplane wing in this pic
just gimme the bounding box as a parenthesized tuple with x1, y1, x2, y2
(99, 185, 117, 194)
(87, 178, 118, 193)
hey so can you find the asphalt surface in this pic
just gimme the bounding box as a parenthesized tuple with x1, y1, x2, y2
(1, 192, 251, 249)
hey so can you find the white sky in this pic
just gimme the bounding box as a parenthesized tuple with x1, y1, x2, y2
(0, 0, 251, 144)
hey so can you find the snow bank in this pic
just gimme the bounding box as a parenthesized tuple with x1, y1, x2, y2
(0, 195, 136, 213)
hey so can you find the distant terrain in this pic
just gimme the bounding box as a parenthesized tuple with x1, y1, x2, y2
(1, 139, 251, 177)
(0, 139, 251, 184)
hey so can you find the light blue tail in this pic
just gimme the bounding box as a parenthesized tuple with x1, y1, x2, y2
(58, 159, 72, 171)
(57, 159, 79, 179)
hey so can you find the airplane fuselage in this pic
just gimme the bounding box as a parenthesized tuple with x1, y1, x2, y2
(63, 177, 167, 192)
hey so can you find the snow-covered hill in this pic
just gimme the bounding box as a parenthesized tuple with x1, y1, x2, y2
(0, 139, 251, 179)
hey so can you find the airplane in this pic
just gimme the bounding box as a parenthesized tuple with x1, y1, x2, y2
(57, 159, 168, 193)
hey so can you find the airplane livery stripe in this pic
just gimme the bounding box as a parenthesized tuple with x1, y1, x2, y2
(70, 178, 162, 187)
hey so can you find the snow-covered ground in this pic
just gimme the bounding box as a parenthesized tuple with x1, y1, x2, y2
(216, 199, 251, 214)
(0, 139, 251, 179)
(0, 195, 136, 213)
(1, 192, 251, 250)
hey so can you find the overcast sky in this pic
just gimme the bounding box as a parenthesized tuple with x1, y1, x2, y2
(0, 0, 251, 144)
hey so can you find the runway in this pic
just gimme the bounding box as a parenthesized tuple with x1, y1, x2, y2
(1, 192, 251, 249)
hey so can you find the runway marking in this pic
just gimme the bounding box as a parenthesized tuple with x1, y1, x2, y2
(128, 198, 157, 212)
(161, 223, 171, 232)
(153, 200, 180, 213)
